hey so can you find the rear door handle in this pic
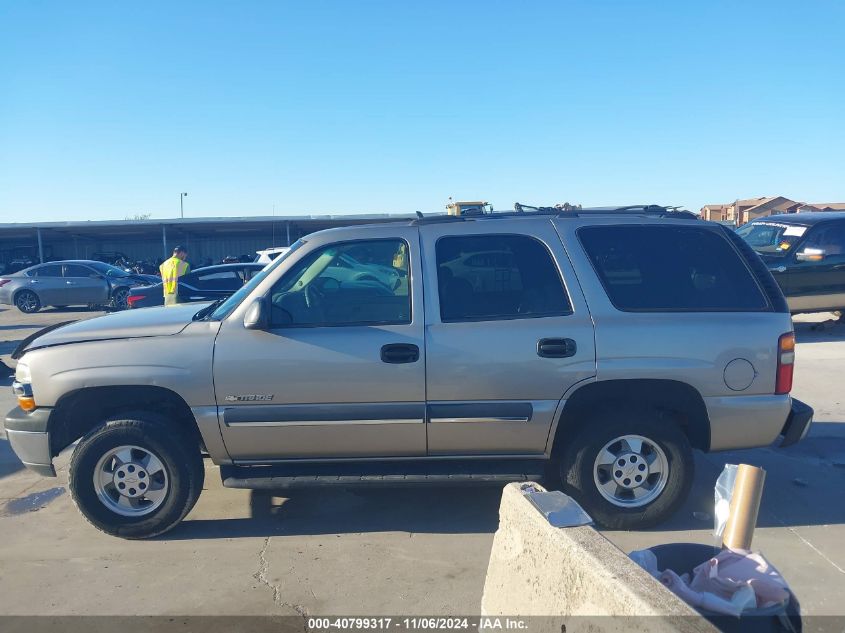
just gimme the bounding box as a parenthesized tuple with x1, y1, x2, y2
(537, 338, 577, 358)
(381, 343, 420, 364)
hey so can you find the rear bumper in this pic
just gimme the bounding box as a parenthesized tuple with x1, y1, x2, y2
(706, 394, 792, 451)
(3, 406, 56, 477)
(779, 398, 814, 448)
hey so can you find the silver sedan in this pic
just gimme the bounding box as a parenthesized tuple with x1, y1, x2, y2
(0, 260, 158, 313)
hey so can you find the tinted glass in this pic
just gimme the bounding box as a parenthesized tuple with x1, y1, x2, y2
(436, 235, 570, 322)
(579, 226, 769, 312)
(32, 264, 62, 278)
(736, 221, 807, 254)
(63, 264, 94, 277)
(190, 270, 240, 290)
(802, 222, 845, 256)
(269, 239, 410, 327)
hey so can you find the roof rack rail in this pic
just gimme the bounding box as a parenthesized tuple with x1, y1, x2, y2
(411, 215, 466, 226)
(407, 203, 697, 225)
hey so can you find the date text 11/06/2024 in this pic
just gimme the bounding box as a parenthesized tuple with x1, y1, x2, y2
(306, 618, 528, 631)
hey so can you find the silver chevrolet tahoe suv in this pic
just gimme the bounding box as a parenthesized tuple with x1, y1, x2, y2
(4, 206, 814, 538)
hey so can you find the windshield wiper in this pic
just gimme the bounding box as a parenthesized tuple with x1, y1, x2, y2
(193, 298, 226, 321)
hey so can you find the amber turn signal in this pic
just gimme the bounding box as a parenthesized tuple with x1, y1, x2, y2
(18, 396, 36, 412)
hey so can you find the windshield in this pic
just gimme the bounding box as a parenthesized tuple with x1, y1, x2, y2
(736, 221, 808, 254)
(88, 261, 131, 278)
(208, 239, 304, 320)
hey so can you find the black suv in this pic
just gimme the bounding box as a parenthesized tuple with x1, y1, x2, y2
(737, 212, 845, 314)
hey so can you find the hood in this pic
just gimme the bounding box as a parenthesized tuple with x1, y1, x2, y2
(21, 302, 209, 354)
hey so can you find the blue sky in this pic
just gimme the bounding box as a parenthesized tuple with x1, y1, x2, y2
(1, 1, 843, 221)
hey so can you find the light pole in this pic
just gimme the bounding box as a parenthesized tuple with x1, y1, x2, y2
(180, 192, 188, 219)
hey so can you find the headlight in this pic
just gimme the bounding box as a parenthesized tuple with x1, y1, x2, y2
(15, 362, 31, 384)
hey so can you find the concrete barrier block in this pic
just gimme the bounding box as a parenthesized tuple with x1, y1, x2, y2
(481, 483, 717, 633)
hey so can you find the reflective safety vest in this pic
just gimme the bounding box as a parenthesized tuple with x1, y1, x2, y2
(159, 256, 189, 295)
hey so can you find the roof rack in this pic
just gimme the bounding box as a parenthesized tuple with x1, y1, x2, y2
(410, 203, 697, 225)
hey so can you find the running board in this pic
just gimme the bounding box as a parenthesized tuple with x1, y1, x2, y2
(220, 459, 546, 490)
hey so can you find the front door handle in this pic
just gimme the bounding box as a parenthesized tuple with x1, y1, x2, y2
(537, 338, 577, 358)
(381, 343, 420, 364)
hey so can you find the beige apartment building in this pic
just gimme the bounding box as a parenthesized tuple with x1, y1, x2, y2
(700, 197, 845, 225)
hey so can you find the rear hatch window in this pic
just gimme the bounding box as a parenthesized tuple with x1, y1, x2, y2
(579, 225, 769, 312)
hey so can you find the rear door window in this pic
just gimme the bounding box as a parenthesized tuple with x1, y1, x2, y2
(31, 264, 62, 278)
(435, 234, 571, 321)
(190, 270, 242, 291)
(63, 264, 94, 278)
(579, 225, 769, 312)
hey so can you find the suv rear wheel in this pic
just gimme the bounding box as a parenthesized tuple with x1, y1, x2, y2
(68, 417, 204, 539)
(558, 410, 693, 529)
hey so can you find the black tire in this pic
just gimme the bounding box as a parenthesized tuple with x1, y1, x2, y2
(111, 287, 131, 310)
(557, 409, 693, 529)
(15, 290, 41, 314)
(68, 417, 204, 539)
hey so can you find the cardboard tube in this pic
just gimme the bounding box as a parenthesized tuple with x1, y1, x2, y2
(722, 464, 766, 550)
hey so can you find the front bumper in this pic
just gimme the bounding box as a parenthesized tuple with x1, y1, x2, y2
(779, 397, 814, 448)
(4, 406, 55, 477)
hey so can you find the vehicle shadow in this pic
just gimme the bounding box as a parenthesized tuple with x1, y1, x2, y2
(41, 307, 100, 314)
(794, 319, 845, 344)
(169, 485, 503, 540)
(169, 422, 845, 540)
(0, 437, 25, 479)
(0, 341, 22, 359)
(639, 421, 845, 533)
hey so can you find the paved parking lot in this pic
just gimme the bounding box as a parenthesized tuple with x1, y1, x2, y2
(1, 306, 843, 617)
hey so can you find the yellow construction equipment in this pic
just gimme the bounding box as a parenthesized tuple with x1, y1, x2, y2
(446, 200, 492, 216)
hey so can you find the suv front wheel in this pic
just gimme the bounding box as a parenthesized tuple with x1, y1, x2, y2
(68, 417, 204, 539)
(558, 410, 693, 529)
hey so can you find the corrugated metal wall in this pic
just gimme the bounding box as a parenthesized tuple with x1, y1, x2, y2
(15, 228, 299, 266)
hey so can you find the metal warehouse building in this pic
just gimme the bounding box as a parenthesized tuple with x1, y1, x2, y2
(0, 213, 416, 269)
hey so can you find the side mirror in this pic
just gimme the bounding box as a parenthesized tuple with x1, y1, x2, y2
(243, 298, 268, 330)
(796, 247, 825, 262)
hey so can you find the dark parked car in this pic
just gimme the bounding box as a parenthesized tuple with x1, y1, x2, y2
(127, 263, 263, 308)
(0, 261, 158, 313)
(737, 212, 845, 314)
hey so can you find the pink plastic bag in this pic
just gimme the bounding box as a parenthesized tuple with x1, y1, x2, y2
(689, 548, 790, 608)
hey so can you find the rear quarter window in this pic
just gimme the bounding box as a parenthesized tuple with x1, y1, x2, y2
(578, 225, 770, 312)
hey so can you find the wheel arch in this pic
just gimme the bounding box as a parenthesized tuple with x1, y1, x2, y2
(549, 378, 711, 454)
(13, 287, 41, 304)
(48, 385, 202, 457)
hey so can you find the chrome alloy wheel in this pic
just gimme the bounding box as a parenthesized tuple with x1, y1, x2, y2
(593, 434, 669, 508)
(93, 445, 169, 517)
(16, 291, 39, 312)
(112, 288, 130, 310)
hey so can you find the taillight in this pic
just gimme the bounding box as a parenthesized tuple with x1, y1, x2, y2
(775, 332, 795, 395)
(0, 279, 10, 287)
(126, 294, 145, 308)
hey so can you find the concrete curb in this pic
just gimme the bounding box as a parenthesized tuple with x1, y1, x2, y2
(480, 483, 717, 632)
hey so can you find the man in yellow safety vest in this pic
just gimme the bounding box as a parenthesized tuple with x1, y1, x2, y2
(159, 245, 190, 306)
